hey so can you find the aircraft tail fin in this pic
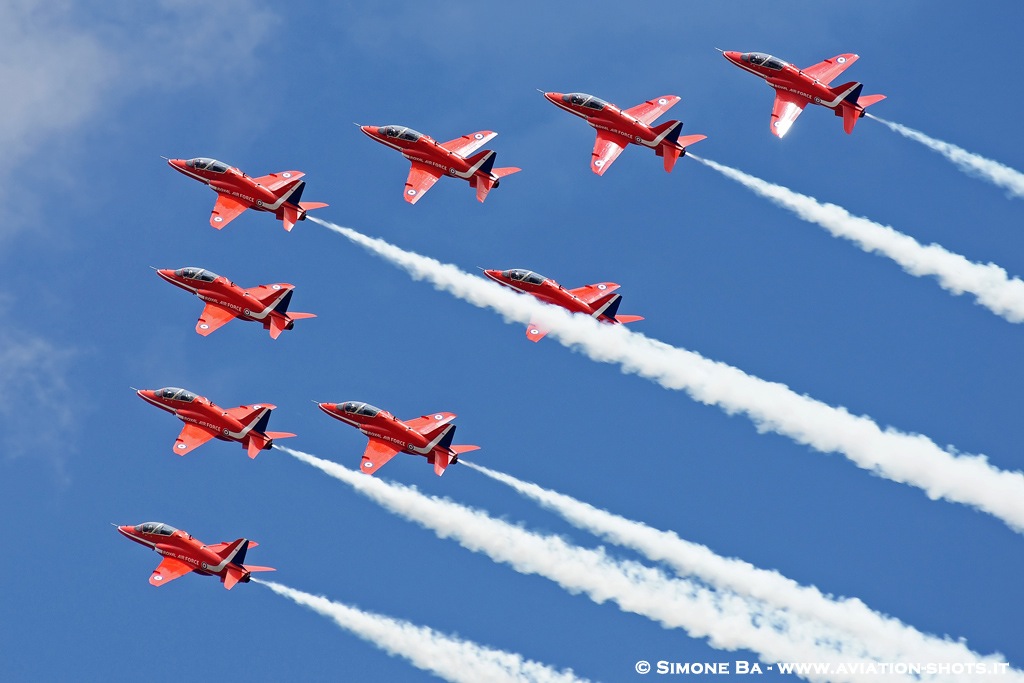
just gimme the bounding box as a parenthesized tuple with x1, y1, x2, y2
(465, 149, 497, 176)
(650, 119, 683, 145)
(589, 291, 623, 320)
(214, 538, 250, 563)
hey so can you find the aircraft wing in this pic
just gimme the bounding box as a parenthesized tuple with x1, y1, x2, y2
(590, 131, 630, 175)
(149, 556, 195, 586)
(404, 413, 457, 433)
(404, 162, 444, 204)
(770, 91, 808, 138)
(210, 194, 249, 229)
(802, 54, 859, 86)
(568, 282, 621, 305)
(439, 131, 497, 158)
(526, 320, 550, 342)
(253, 171, 305, 192)
(623, 95, 680, 125)
(196, 302, 237, 336)
(359, 437, 402, 475)
(173, 422, 220, 455)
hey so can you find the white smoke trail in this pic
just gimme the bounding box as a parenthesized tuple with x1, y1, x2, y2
(255, 579, 590, 683)
(867, 114, 1024, 199)
(461, 460, 1018, 676)
(308, 216, 1024, 534)
(276, 445, 918, 683)
(690, 155, 1024, 324)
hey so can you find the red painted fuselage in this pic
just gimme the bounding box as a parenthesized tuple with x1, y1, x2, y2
(360, 125, 520, 204)
(318, 401, 479, 476)
(543, 91, 706, 175)
(484, 268, 644, 341)
(167, 157, 327, 230)
(721, 51, 885, 137)
(156, 266, 315, 339)
(117, 521, 273, 589)
(136, 387, 295, 458)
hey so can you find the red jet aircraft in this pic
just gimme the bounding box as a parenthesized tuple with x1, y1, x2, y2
(721, 51, 885, 137)
(359, 125, 520, 204)
(116, 521, 274, 589)
(167, 157, 328, 230)
(543, 91, 706, 175)
(136, 387, 295, 458)
(317, 401, 479, 476)
(483, 268, 644, 342)
(156, 266, 315, 339)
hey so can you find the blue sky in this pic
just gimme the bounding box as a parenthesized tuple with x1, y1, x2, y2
(3, 1, 1023, 680)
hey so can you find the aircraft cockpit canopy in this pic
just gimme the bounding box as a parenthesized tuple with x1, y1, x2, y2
(503, 269, 547, 285)
(381, 126, 423, 142)
(563, 93, 608, 111)
(742, 53, 787, 70)
(157, 387, 198, 402)
(186, 158, 230, 173)
(174, 267, 218, 282)
(341, 401, 382, 417)
(135, 522, 178, 536)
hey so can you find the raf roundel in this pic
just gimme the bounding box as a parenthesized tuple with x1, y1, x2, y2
(474, 133, 483, 140)
(598, 284, 607, 290)
(658, 98, 667, 105)
(594, 159, 605, 167)
(154, 574, 163, 581)
(434, 414, 444, 420)
(407, 189, 417, 196)
(272, 284, 281, 290)
(363, 461, 374, 469)
(837, 56, 847, 63)
(199, 323, 210, 330)
(213, 216, 224, 223)
(176, 443, 187, 450)
(282, 172, 292, 178)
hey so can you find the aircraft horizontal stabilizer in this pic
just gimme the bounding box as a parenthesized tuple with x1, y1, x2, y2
(615, 315, 644, 324)
(676, 134, 707, 149)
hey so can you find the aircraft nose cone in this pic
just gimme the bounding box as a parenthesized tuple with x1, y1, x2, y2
(482, 269, 501, 281)
(543, 92, 562, 104)
(317, 402, 336, 415)
(116, 525, 134, 538)
(360, 125, 378, 137)
(723, 51, 741, 63)
(156, 268, 174, 281)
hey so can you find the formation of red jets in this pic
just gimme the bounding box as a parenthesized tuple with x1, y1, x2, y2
(124, 51, 885, 588)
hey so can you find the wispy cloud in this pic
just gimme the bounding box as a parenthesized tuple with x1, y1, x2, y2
(278, 446, 935, 682)
(462, 461, 1017, 673)
(0, 329, 77, 482)
(0, 0, 274, 233)
(309, 217, 1024, 534)
(691, 155, 1024, 324)
(257, 579, 591, 683)
(867, 115, 1024, 199)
